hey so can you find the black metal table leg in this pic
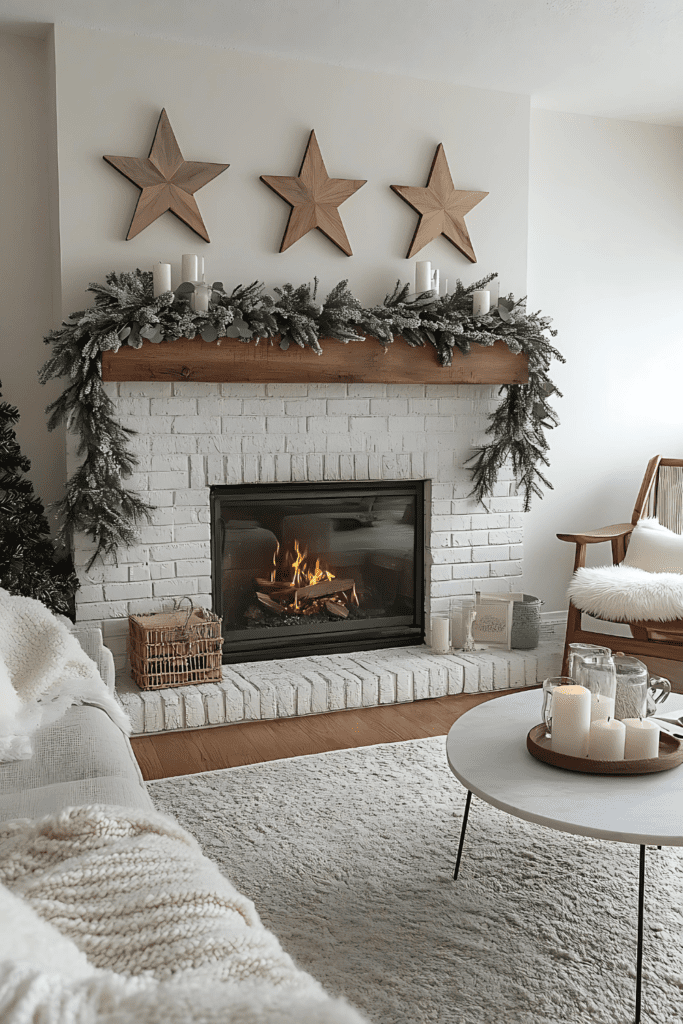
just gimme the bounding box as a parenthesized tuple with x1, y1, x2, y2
(635, 844, 646, 1024)
(453, 789, 472, 880)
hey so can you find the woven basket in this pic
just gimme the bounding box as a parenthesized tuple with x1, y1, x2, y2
(511, 594, 543, 650)
(128, 597, 223, 690)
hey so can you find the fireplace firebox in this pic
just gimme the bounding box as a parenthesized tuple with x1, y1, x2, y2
(211, 481, 425, 663)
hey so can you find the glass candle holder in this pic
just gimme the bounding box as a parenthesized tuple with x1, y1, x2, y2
(450, 597, 476, 651)
(567, 642, 611, 681)
(576, 655, 617, 722)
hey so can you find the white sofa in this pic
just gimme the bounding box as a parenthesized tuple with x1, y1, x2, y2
(0, 626, 154, 822)
(0, 625, 367, 1024)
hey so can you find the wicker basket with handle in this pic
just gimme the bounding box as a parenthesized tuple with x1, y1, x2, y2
(128, 597, 223, 690)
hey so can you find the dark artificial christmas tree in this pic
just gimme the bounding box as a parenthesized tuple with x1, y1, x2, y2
(0, 381, 77, 615)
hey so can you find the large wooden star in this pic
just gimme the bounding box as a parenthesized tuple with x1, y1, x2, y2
(391, 144, 488, 262)
(103, 109, 229, 241)
(260, 130, 366, 256)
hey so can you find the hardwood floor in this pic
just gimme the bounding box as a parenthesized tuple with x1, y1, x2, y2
(132, 684, 540, 781)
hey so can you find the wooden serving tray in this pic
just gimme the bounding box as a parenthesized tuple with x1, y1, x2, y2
(527, 723, 683, 775)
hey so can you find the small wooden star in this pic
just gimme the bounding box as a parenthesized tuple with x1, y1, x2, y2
(261, 130, 366, 256)
(103, 109, 229, 241)
(391, 144, 488, 262)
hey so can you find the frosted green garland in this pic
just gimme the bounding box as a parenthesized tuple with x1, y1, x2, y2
(40, 269, 563, 566)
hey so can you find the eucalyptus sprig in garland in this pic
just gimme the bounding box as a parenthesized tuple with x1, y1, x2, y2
(40, 270, 563, 567)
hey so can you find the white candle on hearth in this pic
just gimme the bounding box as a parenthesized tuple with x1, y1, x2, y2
(181, 254, 199, 284)
(588, 717, 625, 760)
(550, 685, 591, 757)
(431, 616, 450, 654)
(472, 290, 490, 315)
(623, 718, 660, 759)
(153, 263, 172, 297)
(415, 261, 432, 294)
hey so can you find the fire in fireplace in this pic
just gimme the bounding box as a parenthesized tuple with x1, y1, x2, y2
(211, 481, 425, 663)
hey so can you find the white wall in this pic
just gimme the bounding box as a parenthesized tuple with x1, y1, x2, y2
(51, 25, 529, 316)
(524, 110, 683, 612)
(0, 31, 65, 515)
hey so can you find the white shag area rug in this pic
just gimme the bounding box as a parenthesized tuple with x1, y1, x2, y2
(148, 737, 683, 1024)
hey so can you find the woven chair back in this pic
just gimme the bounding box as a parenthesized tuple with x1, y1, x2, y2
(643, 463, 683, 534)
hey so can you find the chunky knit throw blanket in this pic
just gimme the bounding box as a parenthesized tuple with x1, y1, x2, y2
(0, 588, 129, 761)
(0, 805, 368, 1023)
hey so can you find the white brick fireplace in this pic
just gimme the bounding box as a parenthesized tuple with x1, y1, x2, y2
(73, 378, 523, 659)
(69, 378, 554, 732)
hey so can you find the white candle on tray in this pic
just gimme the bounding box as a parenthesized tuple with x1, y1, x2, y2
(590, 693, 615, 722)
(415, 261, 432, 294)
(152, 262, 172, 297)
(550, 685, 591, 757)
(472, 290, 490, 315)
(431, 616, 450, 654)
(181, 254, 199, 284)
(588, 717, 625, 760)
(623, 718, 660, 760)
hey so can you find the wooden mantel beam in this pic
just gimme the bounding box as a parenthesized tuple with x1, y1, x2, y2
(101, 334, 528, 386)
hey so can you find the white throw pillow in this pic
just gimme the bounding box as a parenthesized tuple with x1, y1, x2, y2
(623, 517, 683, 574)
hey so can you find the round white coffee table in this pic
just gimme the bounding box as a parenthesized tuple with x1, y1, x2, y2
(446, 688, 683, 1024)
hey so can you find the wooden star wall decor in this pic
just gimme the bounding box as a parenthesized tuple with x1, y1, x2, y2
(391, 144, 488, 262)
(260, 130, 366, 256)
(103, 109, 229, 241)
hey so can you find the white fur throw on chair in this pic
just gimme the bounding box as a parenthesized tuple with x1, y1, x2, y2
(568, 564, 683, 622)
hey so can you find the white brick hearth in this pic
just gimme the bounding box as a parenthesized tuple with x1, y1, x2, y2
(70, 378, 533, 727)
(116, 641, 563, 736)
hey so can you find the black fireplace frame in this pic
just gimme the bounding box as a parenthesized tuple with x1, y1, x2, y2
(211, 479, 425, 664)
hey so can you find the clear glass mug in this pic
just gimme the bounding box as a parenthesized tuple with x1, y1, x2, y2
(612, 654, 671, 720)
(542, 676, 575, 739)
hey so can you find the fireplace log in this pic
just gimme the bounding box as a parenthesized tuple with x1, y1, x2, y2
(325, 601, 349, 618)
(256, 592, 287, 614)
(293, 579, 355, 603)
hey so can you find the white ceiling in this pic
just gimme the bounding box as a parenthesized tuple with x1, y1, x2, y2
(2, 0, 683, 126)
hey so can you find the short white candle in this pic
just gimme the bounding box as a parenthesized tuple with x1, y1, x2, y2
(415, 261, 432, 294)
(590, 693, 615, 722)
(181, 254, 199, 284)
(472, 289, 490, 315)
(550, 685, 591, 757)
(588, 717, 625, 760)
(192, 283, 210, 313)
(153, 262, 172, 297)
(431, 616, 450, 654)
(623, 718, 660, 760)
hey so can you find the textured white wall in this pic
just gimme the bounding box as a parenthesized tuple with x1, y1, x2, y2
(524, 110, 683, 613)
(50, 24, 530, 315)
(0, 31, 65, 515)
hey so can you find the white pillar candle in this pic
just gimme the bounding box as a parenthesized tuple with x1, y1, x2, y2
(472, 290, 491, 315)
(431, 616, 450, 654)
(550, 685, 591, 757)
(487, 279, 499, 308)
(153, 262, 172, 297)
(588, 717, 626, 760)
(181, 254, 199, 284)
(432, 269, 439, 296)
(590, 693, 615, 722)
(198, 256, 205, 280)
(415, 261, 432, 294)
(623, 718, 660, 760)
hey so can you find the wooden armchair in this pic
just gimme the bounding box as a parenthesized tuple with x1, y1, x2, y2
(558, 456, 683, 675)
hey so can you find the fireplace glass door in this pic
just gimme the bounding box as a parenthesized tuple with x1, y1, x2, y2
(211, 481, 424, 663)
